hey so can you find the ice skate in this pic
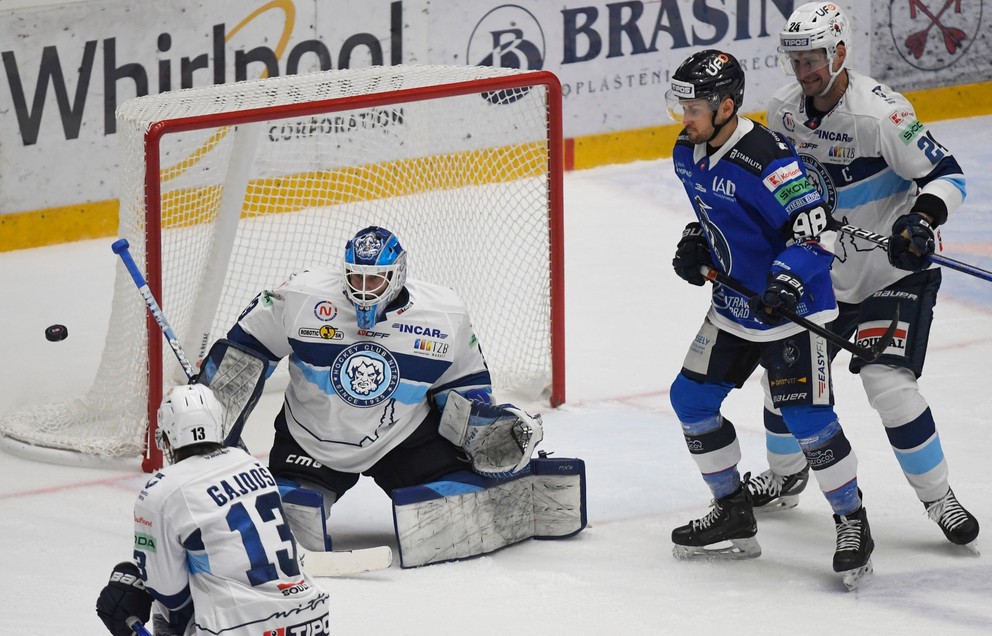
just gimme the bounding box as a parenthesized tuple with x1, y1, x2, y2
(746, 465, 810, 513)
(925, 488, 980, 554)
(833, 505, 874, 591)
(672, 481, 760, 560)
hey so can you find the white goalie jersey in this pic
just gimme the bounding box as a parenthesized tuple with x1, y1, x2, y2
(767, 70, 966, 303)
(227, 266, 493, 473)
(133, 446, 329, 635)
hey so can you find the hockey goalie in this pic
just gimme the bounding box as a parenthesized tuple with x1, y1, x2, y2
(196, 225, 586, 569)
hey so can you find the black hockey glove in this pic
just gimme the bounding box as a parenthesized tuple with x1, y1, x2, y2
(887, 212, 935, 272)
(96, 561, 153, 636)
(673, 222, 713, 286)
(749, 271, 804, 325)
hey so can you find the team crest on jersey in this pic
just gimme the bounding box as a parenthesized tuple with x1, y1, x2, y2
(331, 343, 400, 407)
(798, 154, 836, 212)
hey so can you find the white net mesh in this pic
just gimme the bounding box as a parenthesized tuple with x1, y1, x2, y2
(0, 65, 562, 463)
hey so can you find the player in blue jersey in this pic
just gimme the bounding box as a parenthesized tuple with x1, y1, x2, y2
(748, 2, 978, 551)
(665, 49, 872, 588)
(197, 225, 585, 567)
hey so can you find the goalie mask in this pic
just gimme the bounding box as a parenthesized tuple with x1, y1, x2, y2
(155, 384, 225, 459)
(343, 226, 408, 329)
(778, 2, 850, 96)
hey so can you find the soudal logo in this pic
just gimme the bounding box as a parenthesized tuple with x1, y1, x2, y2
(2, 1, 404, 146)
(277, 580, 311, 596)
(392, 323, 447, 339)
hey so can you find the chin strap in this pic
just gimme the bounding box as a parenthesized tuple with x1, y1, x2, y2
(707, 109, 737, 142)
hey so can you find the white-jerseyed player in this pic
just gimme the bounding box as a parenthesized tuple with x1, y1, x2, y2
(95, 384, 329, 636)
(748, 2, 978, 550)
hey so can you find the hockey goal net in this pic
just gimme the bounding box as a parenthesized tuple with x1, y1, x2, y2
(0, 65, 564, 471)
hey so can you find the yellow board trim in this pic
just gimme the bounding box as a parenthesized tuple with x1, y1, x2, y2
(3, 81, 991, 252)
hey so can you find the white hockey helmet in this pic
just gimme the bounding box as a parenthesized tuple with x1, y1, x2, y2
(778, 3, 850, 94)
(155, 384, 225, 454)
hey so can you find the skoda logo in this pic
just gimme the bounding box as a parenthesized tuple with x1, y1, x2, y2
(468, 5, 545, 104)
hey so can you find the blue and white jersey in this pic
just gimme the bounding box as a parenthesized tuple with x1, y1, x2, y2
(672, 115, 838, 341)
(134, 447, 329, 636)
(768, 70, 966, 303)
(227, 266, 492, 472)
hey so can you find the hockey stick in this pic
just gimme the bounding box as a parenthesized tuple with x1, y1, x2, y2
(112, 239, 197, 381)
(127, 616, 153, 636)
(300, 546, 393, 577)
(113, 239, 393, 576)
(701, 266, 898, 362)
(834, 222, 992, 283)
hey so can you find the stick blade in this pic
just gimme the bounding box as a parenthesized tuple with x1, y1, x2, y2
(300, 546, 393, 577)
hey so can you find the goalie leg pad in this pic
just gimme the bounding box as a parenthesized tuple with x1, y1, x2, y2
(277, 478, 336, 552)
(391, 456, 586, 568)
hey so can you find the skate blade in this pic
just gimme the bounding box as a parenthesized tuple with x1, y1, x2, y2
(753, 495, 800, 514)
(841, 559, 873, 591)
(672, 537, 761, 561)
(959, 540, 980, 556)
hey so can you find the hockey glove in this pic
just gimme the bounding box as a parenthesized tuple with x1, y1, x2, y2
(439, 391, 544, 479)
(888, 212, 935, 272)
(96, 561, 153, 636)
(672, 222, 713, 286)
(749, 271, 804, 325)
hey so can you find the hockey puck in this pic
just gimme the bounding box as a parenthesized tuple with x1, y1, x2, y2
(45, 324, 68, 342)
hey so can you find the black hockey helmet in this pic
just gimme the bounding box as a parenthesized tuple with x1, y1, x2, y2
(667, 49, 745, 115)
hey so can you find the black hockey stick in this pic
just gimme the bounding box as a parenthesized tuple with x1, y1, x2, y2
(833, 222, 992, 283)
(701, 266, 899, 362)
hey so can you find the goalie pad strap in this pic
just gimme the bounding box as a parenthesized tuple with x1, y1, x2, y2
(392, 457, 586, 568)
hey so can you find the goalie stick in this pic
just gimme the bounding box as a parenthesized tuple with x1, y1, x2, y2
(299, 546, 394, 577)
(833, 222, 992, 283)
(701, 266, 899, 362)
(112, 239, 393, 576)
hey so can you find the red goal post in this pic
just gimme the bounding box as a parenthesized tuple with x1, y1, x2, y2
(0, 65, 565, 472)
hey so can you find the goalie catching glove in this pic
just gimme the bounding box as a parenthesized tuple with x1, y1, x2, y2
(439, 391, 544, 478)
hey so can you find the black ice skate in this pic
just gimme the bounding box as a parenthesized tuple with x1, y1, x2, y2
(672, 482, 760, 560)
(746, 465, 810, 513)
(925, 488, 980, 553)
(833, 505, 874, 591)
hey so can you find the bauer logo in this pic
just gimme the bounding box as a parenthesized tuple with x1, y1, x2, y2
(467, 5, 545, 104)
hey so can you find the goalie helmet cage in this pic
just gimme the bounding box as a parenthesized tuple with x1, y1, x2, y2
(0, 65, 565, 472)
